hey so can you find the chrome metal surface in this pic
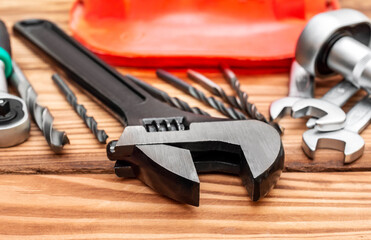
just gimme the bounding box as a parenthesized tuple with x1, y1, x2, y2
(9, 61, 69, 152)
(270, 61, 315, 121)
(305, 80, 360, 128)
(302, 95, 371, 164)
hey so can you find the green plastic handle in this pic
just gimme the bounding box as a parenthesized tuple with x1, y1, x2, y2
(0, 47, 12, 78)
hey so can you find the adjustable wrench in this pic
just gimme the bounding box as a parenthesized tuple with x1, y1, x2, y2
(0, 20, 30, 147)
(302, 95, 371, 164)
(270, 61, 314, 121)
(14, 19, 284, 206)
(292, 79, 359, 131)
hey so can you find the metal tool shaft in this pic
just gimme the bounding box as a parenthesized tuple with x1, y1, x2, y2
(217, 67, 282, 133)
(221, 66, 269, 122)
(343, 95, 371, 133)
(52, 73, 108, 143)
(9, 62, 69, 152)
(0, 61, 7, 93)
(156, 69, 247, 120)
(306, 79, 359, 128)
(126, 74, 210, 116)
(187, 69, 240, 109)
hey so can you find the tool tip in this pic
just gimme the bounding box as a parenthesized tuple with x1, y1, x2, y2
(97, 130, 109, 144)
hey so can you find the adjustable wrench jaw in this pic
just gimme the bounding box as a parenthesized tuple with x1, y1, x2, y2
(108, 120, 284, 206)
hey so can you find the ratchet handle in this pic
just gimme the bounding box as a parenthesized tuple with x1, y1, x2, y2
(0, 20, 11, 55)
(0, 20, 12, 78)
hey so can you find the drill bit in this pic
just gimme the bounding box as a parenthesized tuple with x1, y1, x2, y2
(126, 74, 210, 116)
(52, 73, 108, 144)
(221, 66, 283, 134)
(156, 69, 246, 120)
(10, 62, 69, 153)
(187, 69, 241, 109)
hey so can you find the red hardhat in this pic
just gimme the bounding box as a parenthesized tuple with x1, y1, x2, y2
(70, 0, 339, 72)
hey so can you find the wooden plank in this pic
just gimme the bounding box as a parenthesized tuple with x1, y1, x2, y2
(0, 172, 371, 239)
(1, 0, 371, 174)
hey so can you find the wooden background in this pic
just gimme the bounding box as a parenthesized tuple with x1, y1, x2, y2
(2, 0, 371, 239)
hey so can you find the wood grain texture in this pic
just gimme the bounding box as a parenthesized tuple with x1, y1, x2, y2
(1, 1, 371, 239)
(0, 172, 371, 239)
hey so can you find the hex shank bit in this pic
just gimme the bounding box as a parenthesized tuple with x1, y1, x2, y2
(156, 69, 247, 120)
(221, 66, 282, 133)
(10, 62, 69, 152)
(126, 74, 210, 116)
(52, 74, 108, 144)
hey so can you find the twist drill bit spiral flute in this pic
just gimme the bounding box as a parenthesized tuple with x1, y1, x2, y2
(52, 74, 108, 144)
(156, 69, 247, 120)
(10, 62, 69, 152)
(221, 66, 282, 133)
(187, 69, 242, 109)
(126, 74, 210, 116)
(221, 66, 267, 121)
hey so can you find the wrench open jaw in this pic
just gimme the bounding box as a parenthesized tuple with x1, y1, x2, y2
(108, 121, 284, 206)
(292, 99, 346, 131)
(302, 96, 371, 164)
(270, 61, 314, 122)
(14, 19, 285, 206)
(270, 96, 306, 121)
(305, 79, 360, 129)
(302, 129, 364, 164)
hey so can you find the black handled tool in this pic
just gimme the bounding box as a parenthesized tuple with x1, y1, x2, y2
(14, 19, 284, 206)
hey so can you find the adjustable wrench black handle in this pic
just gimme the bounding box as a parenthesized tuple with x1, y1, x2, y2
(13, 19, 215, 127)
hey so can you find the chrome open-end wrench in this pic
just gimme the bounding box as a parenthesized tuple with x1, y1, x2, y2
(14, 19, 284, 206)
(305, 80, 360, 128)
(302, 95, 371, 164)
(292, 79, 358, 131)
(270, 61, 314, 121)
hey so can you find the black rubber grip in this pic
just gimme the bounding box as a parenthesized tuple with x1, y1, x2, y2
(0, 20, 11, 56)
